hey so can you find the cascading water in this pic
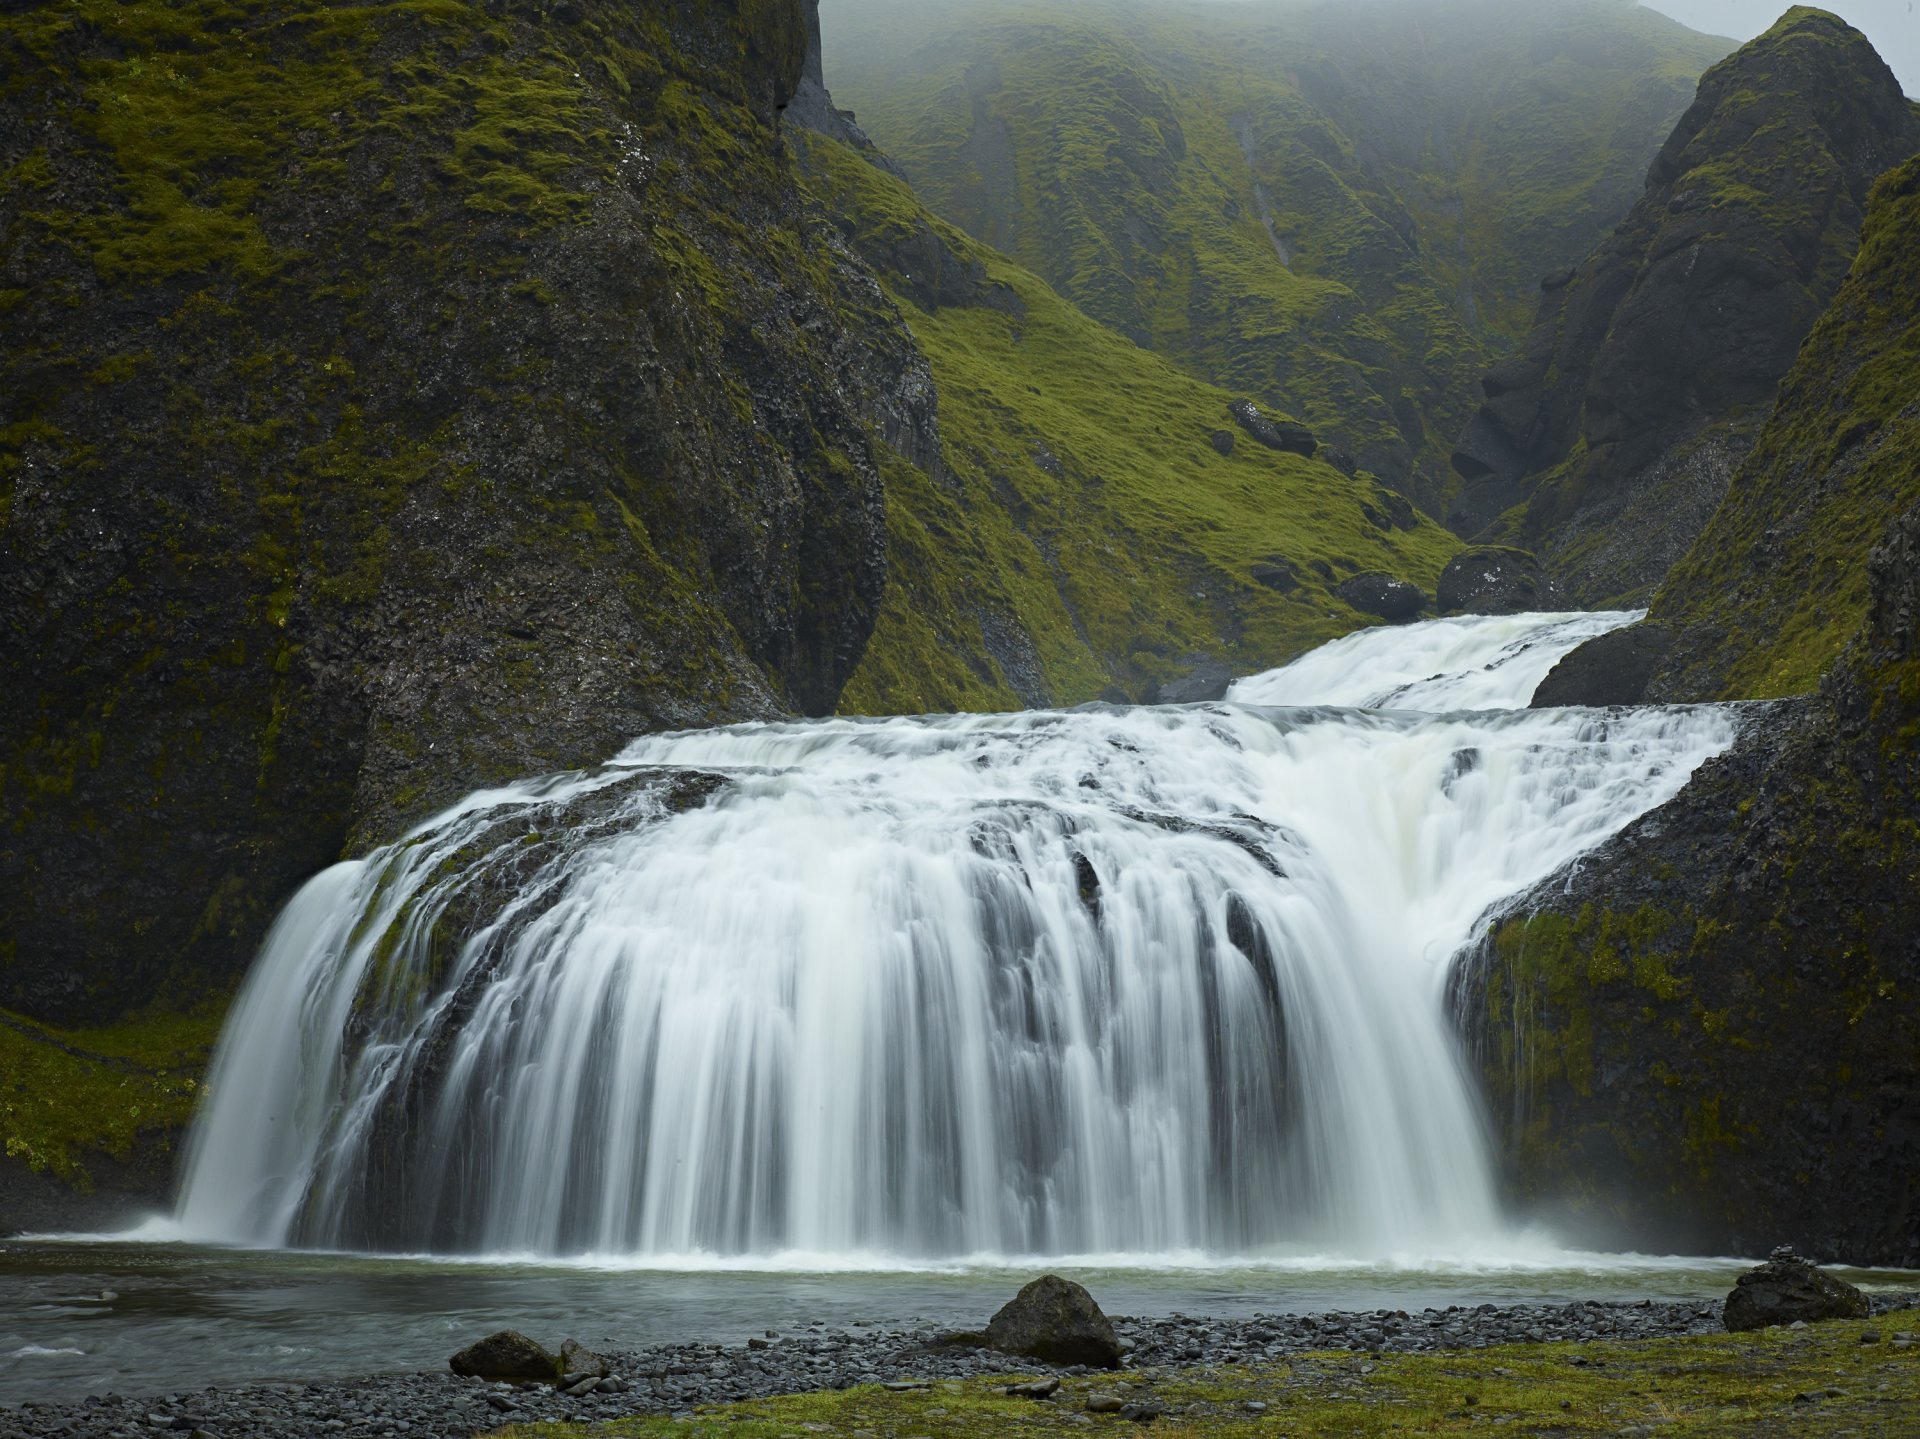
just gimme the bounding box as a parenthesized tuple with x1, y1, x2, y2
(173, 611, 1740, 1261)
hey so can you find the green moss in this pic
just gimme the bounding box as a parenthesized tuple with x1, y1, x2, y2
(1648, 154, 1920, 699)
(800, 134, 1460, 715)
(0, 1004, 221, 1186)
(489, 1315, 1920, 1439)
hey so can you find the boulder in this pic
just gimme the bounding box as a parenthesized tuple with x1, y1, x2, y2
(1227, 399, 1317, 457)
(1530, 623, 1673, 707)
(1335, 572, 1427, 623)
(1249, 558, 1300, 593)
(558, 1338, 610, 1380)
(1437, 546, 1563, 616)
(449, 1330, 561, 1383)
(983, 1274, 1123, 1369)
(1724, 1247, 1870, 1332)
(1209, 429, 1235, 456)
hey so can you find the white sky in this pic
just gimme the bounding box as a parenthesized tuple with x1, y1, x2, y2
(1641, 1, 1920, 94)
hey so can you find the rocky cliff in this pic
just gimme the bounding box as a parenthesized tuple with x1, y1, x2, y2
(1451, 8, 1919, 600)
(1455, 500, 1920, 1264)
(1, 0, 914, 1029)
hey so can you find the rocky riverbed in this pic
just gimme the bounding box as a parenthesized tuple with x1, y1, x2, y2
(7, 1293, 1917, 1439)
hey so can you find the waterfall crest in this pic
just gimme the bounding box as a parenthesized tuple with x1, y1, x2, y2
(174, 612, 1738, 1260)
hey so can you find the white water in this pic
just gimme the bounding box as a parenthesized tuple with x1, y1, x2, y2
(173, 612, 1738, 1262)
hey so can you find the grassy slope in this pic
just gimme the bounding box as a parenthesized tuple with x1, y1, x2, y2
(819, 0, 1729, 511)
(800, 137, 1460, 715)
(491, 1313, 1920, 1439)
(1645, 152, 1920, 700)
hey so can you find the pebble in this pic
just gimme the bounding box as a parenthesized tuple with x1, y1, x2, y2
(3, 1292, 1913, 1438)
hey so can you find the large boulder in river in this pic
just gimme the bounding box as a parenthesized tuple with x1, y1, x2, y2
(984, 1275, 1124, 1369)
(1530, 623, 1673, 707)
(449, 1330, 562, 1383)
(1724, 1247, 1870, 1331)
(1336, 572, 1427, 623)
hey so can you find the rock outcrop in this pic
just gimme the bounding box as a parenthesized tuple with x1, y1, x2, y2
(1452, 502, 1920, 1267)
(1336, 573, 1427, 623)
(449, 1331, 561, 1384)
(1437, 546, 1561, 616)
(1450, 8, 1920, 602)
(1723, 1247, 1871, 1332)
(0, 0, 925, 1026)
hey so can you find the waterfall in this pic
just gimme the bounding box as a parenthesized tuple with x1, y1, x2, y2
(174, 611, 1739, 1260)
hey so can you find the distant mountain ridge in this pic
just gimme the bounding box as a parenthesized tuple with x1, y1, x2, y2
(821, 0, 1733, 515)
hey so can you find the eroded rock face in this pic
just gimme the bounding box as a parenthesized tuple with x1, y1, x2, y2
(1724, 1248, 1870, 1332)
(0, 0, 917, 1025)
(983, 1275, 1123, 1369)
(1449, 9, 1920, 602)
(1529, 623, 1672, 707)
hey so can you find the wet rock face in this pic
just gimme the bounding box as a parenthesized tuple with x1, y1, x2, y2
(1529, 623, 1672, 707)
(1724, 1248, 1871, 1332)
(983, 1275, 1124, 1369)
(1453, 511, 1920, 1268)
(0, 0, 916, 1026)
(1448, 9, 1920, 601)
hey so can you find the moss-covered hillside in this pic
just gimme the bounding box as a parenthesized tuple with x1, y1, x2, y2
(1642, 152, 1920, 701)
(801, 137, 1460, 715)
(0, 0, 914, 1031)
(1453, 7, 1920, 601)
(819, 0, 1731, 515)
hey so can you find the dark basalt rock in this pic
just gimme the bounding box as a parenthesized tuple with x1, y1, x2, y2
(983, 1275, 1124, 1369)
(1336, 572, 1427, 623)
(1724, 1248, 1870, 1332)
(1437, 546, 1561, 616)
(1209, 429, 1235, 456)
(559, 1339, 611, 1380)
(1529, 623, 1672, 706)
(1227, 399, 1318, 458)
(449, 1331, 561, 1383)
(1451, 504, 1920, 1267)
(1249, 558, 1300, 593)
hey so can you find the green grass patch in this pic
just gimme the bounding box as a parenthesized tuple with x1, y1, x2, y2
(487, 1313, 1920, 1438)
(0, 1004, 221, 1186)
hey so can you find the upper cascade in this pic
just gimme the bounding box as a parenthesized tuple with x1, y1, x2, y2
(1449, 6, 1920, 602)
(173, 613, 1737, 1261)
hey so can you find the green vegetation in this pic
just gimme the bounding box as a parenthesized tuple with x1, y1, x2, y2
(489, 1314, 1920, 1438)
(1647, 152, 1920, 700)
(820, 0, 1729, 511)
(0, 1004, 221, 1186)
(800, 135, 1461, 714)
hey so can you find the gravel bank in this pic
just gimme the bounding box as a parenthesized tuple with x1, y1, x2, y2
(7, 1294, 1917, 1438)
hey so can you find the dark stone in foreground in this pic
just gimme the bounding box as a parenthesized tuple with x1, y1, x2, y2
(1336, 572, 1428, 623)
(449, 1330, 560, 1383)
(1725, 1248, 1871, 1332)
(984, 1274, 1124, 1369)
(1529, 622, 1673, 706)
(1437, 546, 1562, 616)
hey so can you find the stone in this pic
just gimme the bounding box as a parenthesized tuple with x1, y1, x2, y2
(1209, 430, 1235, 456)
(1086, 1394, 1126, 1413)
(983, 1275, 1125, 1369)
(1154, 659, 1233, 704)
(1724, 1248, 1871, 1332)
(1249, 558, 1300, 593)
(1334, 572, 1427, 623)
(559, 1339, 610, 1379)
(1529, 623, 1673, 707)
(1436, 546, 1562, 616)
(1227, 399, 1317, 457)
(1006, 1378, 1061, 1399)
(1119, 1401, 1166, 1422)
(449, 1332, 561, 1384)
